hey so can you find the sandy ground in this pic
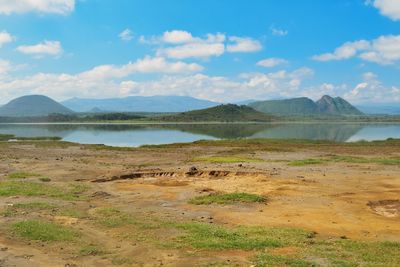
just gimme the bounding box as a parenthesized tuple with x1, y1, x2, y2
(0, 140, 399, 266)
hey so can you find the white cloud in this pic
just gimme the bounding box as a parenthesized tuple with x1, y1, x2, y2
(119, 29, 133, 41)
(0, 59, 11, 74)
(312, 35, 400, 65)
(0, 0, 75, 15)
(371, 0, 400, 21)
(226, 36, 262, 53)
(344, 72, 400, 103)
(79, 56, 203, 80)
(157, 32, 226, 59)
(0, 31, 13, 47)
(16, 40, 63, 57)
(158, 42, 225, 59)
(257, 58, 288, 67)
(312, 40, 370, 61)
(271, 27, 288, 36)
(162, 30, 194, 44)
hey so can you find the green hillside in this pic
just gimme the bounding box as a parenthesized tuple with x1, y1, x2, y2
(249, 97, 317, 115)
(0, 95, 74, 117)
(156, 104, 273, 122)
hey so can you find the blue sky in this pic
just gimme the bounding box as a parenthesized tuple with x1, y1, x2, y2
(0, 0, 399, 104)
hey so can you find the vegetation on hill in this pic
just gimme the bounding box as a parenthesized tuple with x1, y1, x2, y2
(154, 104, 274, 122)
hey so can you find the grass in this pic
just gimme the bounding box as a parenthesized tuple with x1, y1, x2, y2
(288, 158, 325, 166)
(1, 202, 56, 217)
(193, 156, 264, 163)
(330, 155, 400, 165)
(79, 245, 104, 256)
(12, 220, 79, 241)
(8, 172, 41, 179)
(0, 181, 88, 200)
(111, 256, 132, 265)
(171, 223, 309, 251)
(289, 155, 400, 166)
(189, 192, 266, 205)
(93, 208, 136, 228)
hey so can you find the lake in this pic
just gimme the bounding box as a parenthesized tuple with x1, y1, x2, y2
(0, 123, 399, 147)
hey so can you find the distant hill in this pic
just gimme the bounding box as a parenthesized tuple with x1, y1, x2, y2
(0, 95, 74, 117)
(316, 95, 363, 115)
(62, 95, 220, 113)
(356, 104, 400, 115)
(248, 95, 363, 116)
(156, 104, 273, 122)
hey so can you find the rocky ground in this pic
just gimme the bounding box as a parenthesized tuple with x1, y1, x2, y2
(0, 139, 399, 266)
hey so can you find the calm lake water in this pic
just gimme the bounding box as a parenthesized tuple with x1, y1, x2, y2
(0, 123, 399, 147)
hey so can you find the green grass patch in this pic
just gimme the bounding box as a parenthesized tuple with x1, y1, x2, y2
(12, 220, 79, 242)
(330, 155, 400, 165)
(0, 181, 88, 200)
(189, 192, 266, 205)
(111, 256, 132, 265)
(172, 223, 310, 250)
(8, 172, 41, 179)
(93, 208, 136, 228)
(288, 158, 326, 166)
(194, 156, 264, 163)
(79, 245, 104, 256)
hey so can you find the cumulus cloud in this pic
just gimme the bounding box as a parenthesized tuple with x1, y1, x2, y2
(0, 64, 315, 102)
(312, 40, 370, 61)
(312, 35, 400, 65)
(0, 0, 75, 15)
(0, 59, 11, 74)
(79, 56, 203, 80)
(370, 0, 400, 21)
(157, 32, 226, 59)
(162, 30, 195, 44)
(0, 31, 13, 47)
(16, 40, 63, 57)
(226, 36, 262, 53)
(144, 30, 261, 59)
(257, 58, 288, 67)
(344, 72, 400, 103)
(119, 29, 133, 41)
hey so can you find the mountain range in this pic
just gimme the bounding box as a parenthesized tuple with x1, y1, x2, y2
(61, 95, 219, 113)
(0, 94, 367, 118)
(248, 95, 363, 116)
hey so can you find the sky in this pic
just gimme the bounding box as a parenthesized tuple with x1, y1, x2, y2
(0, 0, 400, 104)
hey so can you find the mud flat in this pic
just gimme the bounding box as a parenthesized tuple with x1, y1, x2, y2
(0, 139, 399, 266)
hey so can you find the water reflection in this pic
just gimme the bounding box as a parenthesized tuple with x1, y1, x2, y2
(0, 123, 398, 147)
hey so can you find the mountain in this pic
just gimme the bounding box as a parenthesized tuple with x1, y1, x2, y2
(156, 104, 274, 122)
(248, 95, 363, 116)
(249, 97, 318, 115)
(316, 95, 363, 115)
(356, 104, 400, 115)
(62, 95, 220, 113)
(0, 95, 74, 117)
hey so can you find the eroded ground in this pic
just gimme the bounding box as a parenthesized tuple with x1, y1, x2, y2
(0, 139, 399, 266)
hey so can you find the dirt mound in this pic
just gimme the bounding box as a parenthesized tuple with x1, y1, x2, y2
(92, 170, 267, 183)
(368, 200, 400, 218)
